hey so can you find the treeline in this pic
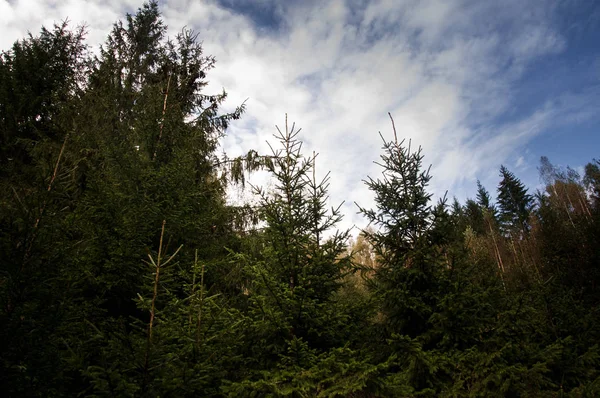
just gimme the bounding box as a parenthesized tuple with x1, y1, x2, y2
(1, 2, 599, 396)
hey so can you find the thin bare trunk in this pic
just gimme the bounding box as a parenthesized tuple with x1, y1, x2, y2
(486, 216, 506, 290)
(197, 252, 205, 346)
(557, 184, 576, 229)
(148, 220, 166, 342)
(578, 191, 592, 219)
(153, 74, 172, 161)
(143, 219, 166, 392)
(22, 135, 68, 272)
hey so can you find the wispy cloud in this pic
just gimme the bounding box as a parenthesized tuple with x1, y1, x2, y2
(2, 0, 598, 233)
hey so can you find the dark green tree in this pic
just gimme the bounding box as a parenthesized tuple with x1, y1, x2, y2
(1, 2, 248, 395)
(463, 198, 486, 236)
(357, 128, 436, 329)
(0, 21, 89, 396)
(584, 159, 600, 209)
(356, 119, 455, 395)
(497, 165, 533, 234)
(65, 3, 251, 395)
(476, 180, 498, 219)
(223, 117, 378, 396)
(0, 21, 87, 172)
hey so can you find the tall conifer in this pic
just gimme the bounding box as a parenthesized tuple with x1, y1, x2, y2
(497, 165, 533, 233)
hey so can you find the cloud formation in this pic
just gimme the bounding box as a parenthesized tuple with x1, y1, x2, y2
(2, 0, 598, 233)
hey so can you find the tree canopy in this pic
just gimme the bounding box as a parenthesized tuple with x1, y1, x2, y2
(1, 2, 599, 396)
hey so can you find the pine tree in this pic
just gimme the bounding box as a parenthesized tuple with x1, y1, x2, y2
(584, 159, 600, 209)
(222, 117, 375, 395)
(0, 21, 89, 396)
(463, 198, 486, 235)
(356, 121, 438, 335)
(355, 117, 455, 395)
(476, 180, 498, 219)
(1, 2, 247, 395)
(497, 165, 533, 234)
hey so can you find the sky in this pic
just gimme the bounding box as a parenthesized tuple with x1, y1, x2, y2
(2, 0, 599, 234)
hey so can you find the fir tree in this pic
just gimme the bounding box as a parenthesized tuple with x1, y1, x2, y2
(356, 117, 455, 394)
(0, 21, 88, 396)
(584, 159, 600, 209)
(463, 198, 486, 236)
(223, 117, 373, 395)
(497, 165, 533, 234)
(476, 180, 498, 219)
(1, 2, 246, 395)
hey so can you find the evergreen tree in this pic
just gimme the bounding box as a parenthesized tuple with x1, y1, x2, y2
(356, 119, 457, 395)
(476, 180, 498, 219)
(356, 125, 438, 335)
(1, 2, 247, 395)
(463, 198, 486, 236)
(497, 165, 533, 234)
(2, 2, 600, 394)
(0, 21, 89, 396)
(222, 117, 374, 395)
(584, 159, 600, 209)
(65, 3, 251, 394)
(70, 0, 243, 311)
(0, 21, 87, 173)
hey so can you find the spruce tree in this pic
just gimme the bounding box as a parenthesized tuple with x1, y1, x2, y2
(222, 117, 376, 396)
(584, 159, 600, 208)
(66, 3, 251, 394)
(67, 0, 245, 315)
(1, 2, 247, 395)
(497, 165, 533, 234)
(463, 198, 486, 236)
(476, 180, 498, 219)
(356, 119, 454, 395)
(357, 128, 435, 329)
(0, 21, 89, 396)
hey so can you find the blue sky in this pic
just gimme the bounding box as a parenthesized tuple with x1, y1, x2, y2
(1, 0, 599, 233)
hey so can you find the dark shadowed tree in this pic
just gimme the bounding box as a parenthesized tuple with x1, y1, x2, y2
(497, 165, 533, 234)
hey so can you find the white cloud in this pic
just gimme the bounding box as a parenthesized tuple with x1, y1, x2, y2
(1, 0, 595, 235)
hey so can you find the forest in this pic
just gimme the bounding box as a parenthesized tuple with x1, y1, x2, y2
(1, 2, 599, 397)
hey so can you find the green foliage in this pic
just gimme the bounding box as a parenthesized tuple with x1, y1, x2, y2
(357, 125, 444, 339)
(1, 2, 599, 396)
(584, 159, 600, 208)
(221, 118, 378, 395)
(477, 180, 498, 221)
(358, 133, 433, 265)
(497, 165, 534, 233)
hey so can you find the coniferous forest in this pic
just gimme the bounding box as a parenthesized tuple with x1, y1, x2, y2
(2, 2, 600, 397)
